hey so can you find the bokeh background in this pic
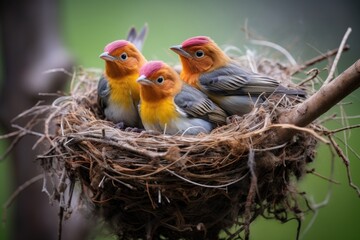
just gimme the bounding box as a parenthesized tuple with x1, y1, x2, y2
(1, 0, 360, 239)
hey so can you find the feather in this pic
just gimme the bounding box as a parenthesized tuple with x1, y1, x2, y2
(199, 63, 280, 95)
(97, 75, 110, 111)
(182, 36, 211, 48)
(175, 84, 227, 125)
(127, 24, 148, 51)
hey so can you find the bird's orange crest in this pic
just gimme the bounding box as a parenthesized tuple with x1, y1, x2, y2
(140, 60, 164, 77)
(182, 36, 211, 48)
(104, 40, 129, 53)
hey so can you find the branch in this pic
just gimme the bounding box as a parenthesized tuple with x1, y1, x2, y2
(323, 28, 352, 85)
(291, 44, 350, 75)
(277, 59, 360, 142)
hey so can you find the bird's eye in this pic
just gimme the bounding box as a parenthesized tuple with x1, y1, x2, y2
(120, 52, 128, 61)
(195, 50, 205, 58)
(156, 76, 164, 84)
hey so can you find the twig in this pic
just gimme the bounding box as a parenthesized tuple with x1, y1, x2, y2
(42, 68, 73, 77)
(301, 143, 336, 239)
(250, 39, 297, 66)
(103, 172, 136, 190)
(328, 135, 360, 196)
(244, 148, 257, 240)
(277, 59, 360, 142)
(323, 28, 352, 85)
(166, 169, 249, 189)
(0, 131, 20, 140)
(334, 135, 360, 162)
(270, 124, 328, 143)
(292, 45, 350, 75)
(318, 113, 337, 124)
(58, 206, 64, 240)
(332, 114, 360, 120)
(0, 131, 26, 161)
(326, 124, 360, 134)
(306, 169, 339, 184)
(2, 174, 43, 224)
(11, 124, 45, 138)
(297, 68, 320, 86)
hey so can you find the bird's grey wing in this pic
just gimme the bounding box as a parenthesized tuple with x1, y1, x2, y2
(97, 75, 110, 111)
(199, 63, 279, 95)
(174, 84, 227, 125)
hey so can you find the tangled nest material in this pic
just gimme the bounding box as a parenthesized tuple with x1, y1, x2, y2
(9, 42, 359, 240)
(35, 56, 318, 240)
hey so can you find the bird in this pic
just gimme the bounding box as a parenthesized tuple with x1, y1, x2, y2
(170, 36, 305, 116)
(136, 60, 227, 135)
(97, 25, 148, 128)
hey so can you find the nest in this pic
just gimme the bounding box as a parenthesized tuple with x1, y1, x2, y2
(23, 54, 324, 240)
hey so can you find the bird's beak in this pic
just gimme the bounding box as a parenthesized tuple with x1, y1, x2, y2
(137, 75, 153, 85)
(170, 45, 192, 58)
(99, 52, 117, 61)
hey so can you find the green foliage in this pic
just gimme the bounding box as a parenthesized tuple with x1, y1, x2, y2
(0, 141, 13, 240)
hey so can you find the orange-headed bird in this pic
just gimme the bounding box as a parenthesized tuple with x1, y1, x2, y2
(170, 36, 305, 116)
(137, 61, 227, 135)
(97, 26, 147, 128)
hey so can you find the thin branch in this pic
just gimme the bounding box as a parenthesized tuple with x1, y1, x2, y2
(244, 148, 257, 240)
(301, 144, 336, 238)
(250, 39, 297, 66)
(0, 131, 21, 140)
(332, 115, 360, 120)
(297, 68, 320, 86)
(165, 169, 249, 189)
(328, 135, 360, 196)
(292, 44, 350, 75)
(306, 169, 339, 184)
(11, 124, 45, 138)
(0, 131, 26, 161)
(324, 28, 352, 85)
(277, 59, 360, 142)
(58, 206, 64, 240)
(42, 68, 73, 77)
(270, 124, 328, 143)
(2, 174, 43, 224)
(327, 124, 360, 134)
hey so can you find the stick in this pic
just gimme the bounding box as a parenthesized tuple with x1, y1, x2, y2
(250, 39, 297, 66)
(2, 174, 43, 224)
(323, 28, 352, 85)
(277, 59, 360, 142)
(58, 206, 64, 240)
(292, 44, 350, 75)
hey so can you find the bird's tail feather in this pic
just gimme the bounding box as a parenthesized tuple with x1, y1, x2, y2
(274, 85, 307, 97)
(126, 23, 148, 51)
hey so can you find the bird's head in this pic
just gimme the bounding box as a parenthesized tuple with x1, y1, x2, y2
(137, 61, 182, 102)
(170, 36, 231, 75)
(100, 40, 146, 78)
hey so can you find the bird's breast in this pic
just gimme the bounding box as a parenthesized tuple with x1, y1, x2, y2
(140, 98, 212, 134)
(108, 74, 140, 108)
(140, 98, 178, 127)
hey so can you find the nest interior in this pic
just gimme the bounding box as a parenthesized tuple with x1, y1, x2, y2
(36, 58, 318, 240)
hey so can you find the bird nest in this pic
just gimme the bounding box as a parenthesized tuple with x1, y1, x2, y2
(10, 47, 358, 240)
(33, 58, 318, 240)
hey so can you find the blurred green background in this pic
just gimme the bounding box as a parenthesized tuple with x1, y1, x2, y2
(1, 0, 360, 239)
